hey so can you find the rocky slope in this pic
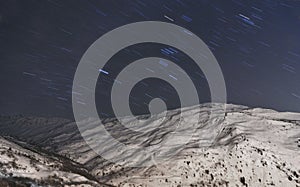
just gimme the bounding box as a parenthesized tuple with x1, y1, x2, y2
(0, 136, 111, 186)
(0, 104, 300, 186)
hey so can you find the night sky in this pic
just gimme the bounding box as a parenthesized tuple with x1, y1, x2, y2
(0, 0, 300, 119)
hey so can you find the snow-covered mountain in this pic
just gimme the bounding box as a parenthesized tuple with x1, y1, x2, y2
(0, 137, 108, 187)
(0, 104, 300, 186)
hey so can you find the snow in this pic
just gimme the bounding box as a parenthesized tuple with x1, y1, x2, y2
(0, 103, 300, 186)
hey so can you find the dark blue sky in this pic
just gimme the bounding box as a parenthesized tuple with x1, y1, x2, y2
(0, 0, 300, 119)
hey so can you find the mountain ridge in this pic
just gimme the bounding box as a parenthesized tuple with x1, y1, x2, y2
(0, 103, 300, 186)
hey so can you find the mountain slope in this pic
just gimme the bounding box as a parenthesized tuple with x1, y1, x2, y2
(0, 136, 111, 186)
(0, 104, 300, 186)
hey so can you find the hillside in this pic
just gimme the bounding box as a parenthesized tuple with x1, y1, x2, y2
(0, 104, 300, 186)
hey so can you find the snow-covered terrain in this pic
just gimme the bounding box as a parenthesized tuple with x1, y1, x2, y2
(0, 104, 300, 186)
(0, 137, 110, 186)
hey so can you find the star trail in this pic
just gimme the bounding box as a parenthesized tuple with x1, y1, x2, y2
(0, 0, 300, 119)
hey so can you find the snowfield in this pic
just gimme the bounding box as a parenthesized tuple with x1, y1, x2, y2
(0, 103, 300, 186)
